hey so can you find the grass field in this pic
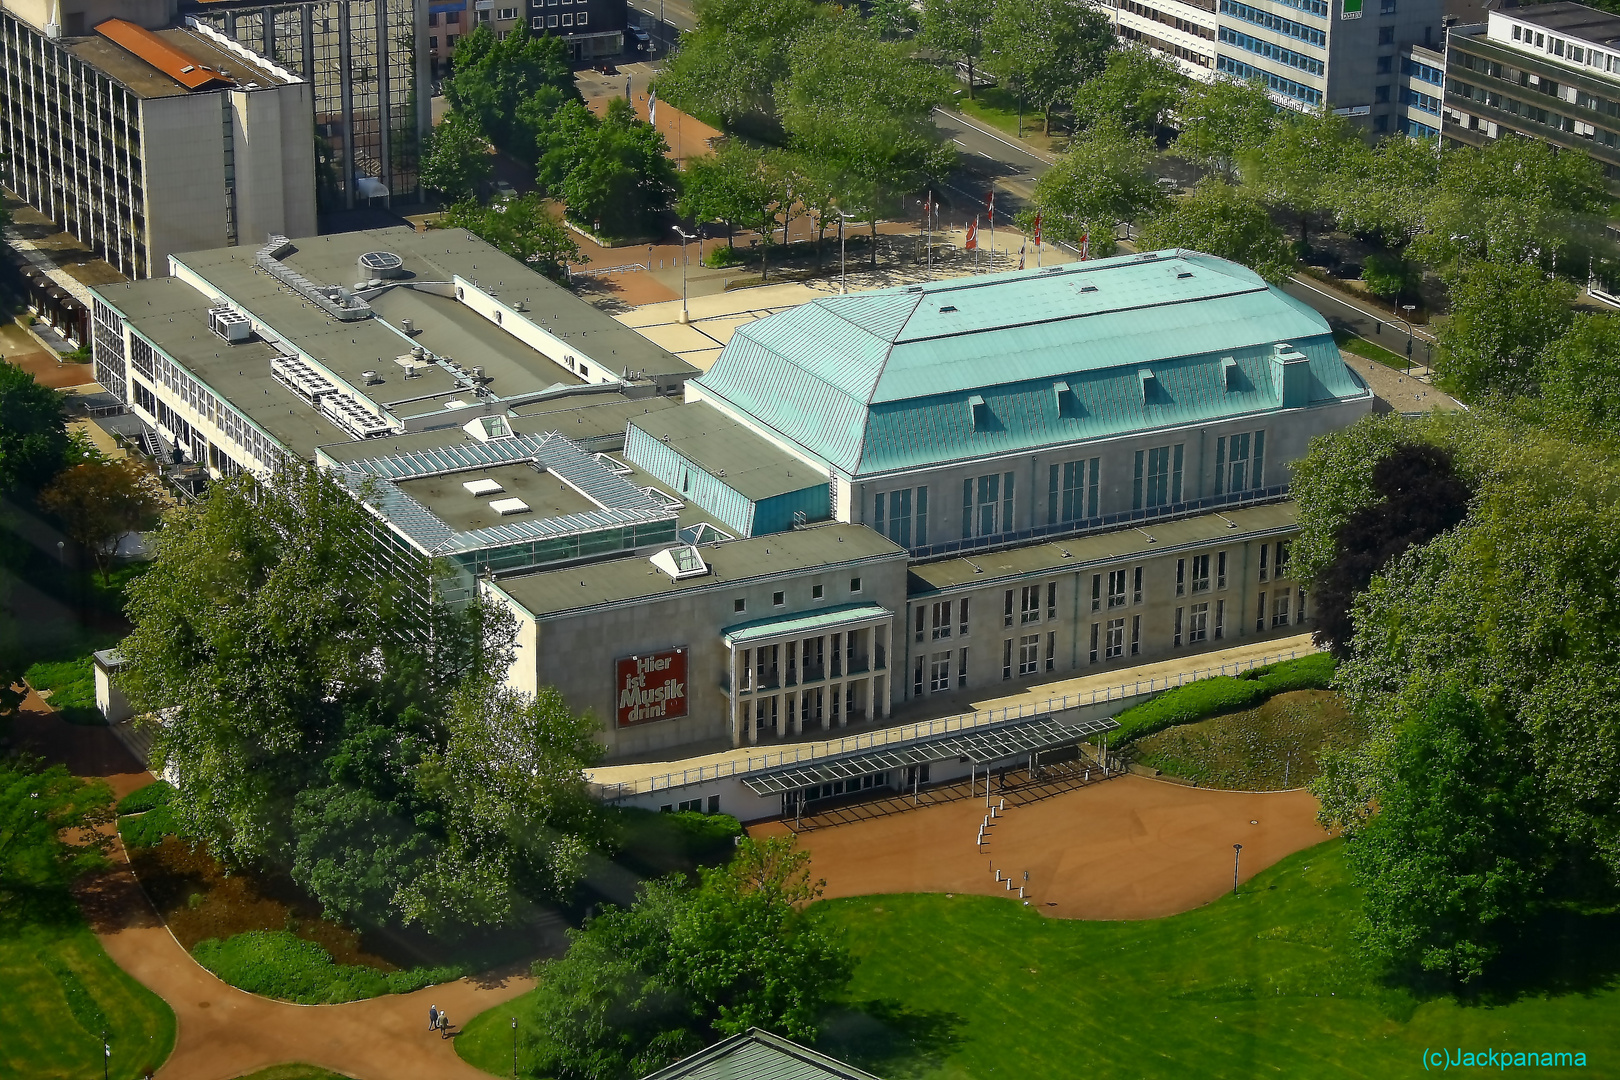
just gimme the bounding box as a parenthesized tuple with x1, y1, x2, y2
(808, 841, 1620, 1080)
(0, 891, 175, 1079)
(1131, 689, 1367, 790)
(233, 1066, 356, 1080)
(954, 87, 1058, 151)
(1335, 329, 1414, 372)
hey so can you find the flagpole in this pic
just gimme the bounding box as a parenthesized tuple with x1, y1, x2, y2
(925, 192, 932, 280)
(988, 191, 995, 268)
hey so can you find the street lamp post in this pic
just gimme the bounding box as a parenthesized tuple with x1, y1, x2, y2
(838, 211, 857, 294)
(1401, 304, 1418, 372)
(673, 225, 696, 323)
(1233, 844, 1243, 896)
(512, 1016, 519, 1079)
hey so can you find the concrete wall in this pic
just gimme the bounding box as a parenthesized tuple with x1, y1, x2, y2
(898, 530, 1307, 706)
(140, 92, 228, 269)
(230, 83, 318, 248)
(5, 0, 175, 34)
(490, 546, 912, 760)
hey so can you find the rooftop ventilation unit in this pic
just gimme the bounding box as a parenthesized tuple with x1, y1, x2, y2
(320, 393, 393, 439)
(270, 355, 338, 401)
(255, 237, 372, 322)
(358, 251, 406, 279)
(361, 370, 382, 385)
(401, 318, 415, 335)
(463, 477, 505, 496)
(490, 497, 531, 516)
(208, 306, 253, 343)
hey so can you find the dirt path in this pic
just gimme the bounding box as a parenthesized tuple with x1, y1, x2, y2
(754, 774, 1329, 920)
(12, 695, 532, 1080)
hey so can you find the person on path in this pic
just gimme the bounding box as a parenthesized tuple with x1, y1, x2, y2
(429, 1004, 439, 1031)
(439, 1012, 451, 1039)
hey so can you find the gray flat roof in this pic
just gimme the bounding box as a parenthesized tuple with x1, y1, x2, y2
(909, 501, 1299, 593)
(395, 462, 601, 533)
(64, 26, 290, 100)
(367, 287, 583, 398)
(495, 522, 905, 618)
(630, 400, 822, 502)
(99, 275, 351, 457)
(1514, 2, 1620, 46)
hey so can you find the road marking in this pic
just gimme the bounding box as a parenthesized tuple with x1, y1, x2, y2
(934, 107, 1054, 166)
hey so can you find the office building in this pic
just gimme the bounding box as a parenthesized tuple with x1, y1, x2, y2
(1097, 0, 1443, 130)
(0, 0, 317, 279)
(1441, 2, 1620, 191)
(425, 0, 623, 81)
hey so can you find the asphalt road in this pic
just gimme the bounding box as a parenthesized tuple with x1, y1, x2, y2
(932, 108, 1051, 221)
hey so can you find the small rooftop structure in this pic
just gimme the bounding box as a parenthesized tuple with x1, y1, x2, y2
(639, 1028, 884, 1080)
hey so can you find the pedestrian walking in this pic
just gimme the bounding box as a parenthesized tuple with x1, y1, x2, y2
(429, 1004, 439, 1031)
(439, 1012, 451, 1039)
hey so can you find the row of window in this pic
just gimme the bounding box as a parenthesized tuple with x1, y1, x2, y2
(1120, 24, 1215, 68)
(1403, 55, 1443, 86)
(1219, 1, 1325, 48)
(1121, 0, 1216, 42)
(1449, 79, 1617, 143)
(919, 648, 972, 694)
(1508, 21, 1620, 75)
(1404, 87, 1441, 116)
(1217, 55, 1323, 105)
(1452, 49, 1620, 120)
(1218, 28, 1325, 76)
(732, 576, 862, 614)
(1400, 116, 1440, 138)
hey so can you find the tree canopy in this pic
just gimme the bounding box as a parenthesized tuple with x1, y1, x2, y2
(445, 24, 578, 154)
(656, 0, 823, 130)
(522, 835, 852, 1080)
(1243, 107, 1364, 244)
(1175, 75, 1277, 177)
(442, 194, 584, 282)
(920, 0, 995, 97)
(1025, 121, 1162, 256)
(120, 464, 602, 931)
(39, 457, 163, 585)
(1072, 43, 1186, 136)
(983, 0, 1115, 133)
(419, 110, 494, 201)
(1134, 178, 1295, 282)
(0, 358, 68, 495)
(1433, 261, 1576, 400)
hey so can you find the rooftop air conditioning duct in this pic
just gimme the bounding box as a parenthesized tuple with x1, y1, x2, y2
(401, 318, 414, 335)
(362, 370, 381, 385)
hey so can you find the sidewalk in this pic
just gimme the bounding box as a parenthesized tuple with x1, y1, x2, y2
(588, 632, 1317, 790)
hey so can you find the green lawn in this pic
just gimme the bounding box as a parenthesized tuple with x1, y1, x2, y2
(1132, 689, 1367, 790)
(954, 86, 1052, 146)
(808, 842, 1619, 1079)
(234, 1066, 357, 1080)
(0, 893, 175, 1079)
(1335, 329, 1413, 372)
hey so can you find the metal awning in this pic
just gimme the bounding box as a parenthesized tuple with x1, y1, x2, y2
(742, 713, 1118, 796)
(723, 603, 892, 647)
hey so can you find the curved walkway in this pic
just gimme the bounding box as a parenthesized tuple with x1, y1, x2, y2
(14, 696, 531, 1080)
(754, 773, 1329, 920)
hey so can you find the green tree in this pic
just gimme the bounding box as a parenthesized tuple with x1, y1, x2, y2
(778, 12, 954, 264)
(0, 759, 113, 897)
(1243, 107, 1364, 244)
(1539, 313, 1620, 431)
(445, 24, 578, 154)
(1361, 252, 1420, 306)
(0, 357, 68, 494)
(1072, 43, 1186, 136)
(920, 0, 995, 98)
(523, 835, 851, 1080)
(442, 195, 584, 282)
(678, 142, 767, 251)
(38, 457, 163, 585)
(558, 99, 679, 238)
(1433, 261, 1575, 400)
(1024, 121, 1163, 256)
(1327, 132, 1440, 246)
(1408, 135, 1609, 278)
(656, 0, 823, 130)
(1175, 75, 1277, 178)
(869, 0, 917, 39)
(1134, 178, 1295, 282)
(983, 0, 1115, 134)
(1288, 411, 1413, 585)
(419, 110, 494, 201)
(1349, 689, 1552, 984)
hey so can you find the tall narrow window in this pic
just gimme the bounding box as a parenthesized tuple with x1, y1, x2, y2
(1215, 598, 1225, 639)
(1091, 573, 1102, 612)
(913, 654, 925, 696)
(1003, 471, 1015, 534)
(1021, 586, 1041, 624)
(1106, 618, 1125, 659)
(1046, 631, 1057, 670)
(978, 473, 999, 536)
(1002, 638, 1014, 680)
(962, 479, 973, 539)
(1047, 581, 1058, 621)
(915, 486, 929, 545)
(1174, 607, 1184, 647)
(1176, 558, 1186, 597)
(959, 597, 971, 637)
(959, 647, 970, 686)
(932, 600, 952, 639)
(1108, 569, 1127, 608)
(1089, 622, 1100, 663)
(1189, 602, 1209, 643)
(1259, 543, 1270, 582)
(1191, 554, 1210, 592)
(1019, 635, 1039, 675)
(1003, 589, 1014, 628)
(1275, 539, 1290, 579)
(1130, 615, 1141, 655)
(914, 606, 926, 643)
(1133, 566, 1143, 604)
(1217, 551, 1228, 589)
(1256, 591, 1267, 632)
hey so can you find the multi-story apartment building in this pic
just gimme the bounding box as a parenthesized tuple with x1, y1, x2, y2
(1442, 3, 1620, 191)
(425, 0, 622, 78)
(1398, 40, 1445, 136)
(0, 0, 316, 279)
(1097, 0, 1443, 130)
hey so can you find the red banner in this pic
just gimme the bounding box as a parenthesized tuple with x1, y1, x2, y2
(616, 648, 689, 727)
(965, 218, 978, 250)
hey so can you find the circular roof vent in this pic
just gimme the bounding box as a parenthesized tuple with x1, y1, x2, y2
(358, 251, 405, 279)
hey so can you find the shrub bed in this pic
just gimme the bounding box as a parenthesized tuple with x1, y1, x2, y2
(116, 779, 173, 816)
(118, 804, 182, 849)
(24, 656, 104, 724)
(191, 930, 465, 1004)
(1113, 653, 1336, 743)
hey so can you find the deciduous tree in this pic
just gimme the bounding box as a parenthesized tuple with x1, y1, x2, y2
(1072, 43, 1185, 137)
(1327, 132, 1440, 246)
(1434, 261, 1575, 400)
(442, 195, 584, 282)
(38, 457, 163, 585)
(1134, 178, 1294, 282)
(1243, 107, 1364, 244)
(656, 0, 822, 130)
(983, 0, 1115, 134)
(445, 25, 578, 155)
(419, 110, 494, 201)
(0, 358, 68, 495)
(1025, 121, 1162, 256)
(920, 0, 994, 98)
(1175, 75, 1276, 178)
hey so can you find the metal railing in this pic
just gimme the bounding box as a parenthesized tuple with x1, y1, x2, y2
(592, 646, 1308, 800)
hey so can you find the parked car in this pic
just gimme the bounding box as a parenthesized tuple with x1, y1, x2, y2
(626, 25, 650, 53)
(493, 180, 517, 202)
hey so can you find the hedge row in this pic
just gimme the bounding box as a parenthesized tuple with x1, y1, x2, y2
(116, 779, 174, 816)
(192, 930, 465, 1004)
(1112, 652, 1337, 743)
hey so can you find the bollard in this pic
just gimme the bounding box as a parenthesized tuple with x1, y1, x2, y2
(1019, 886, 1025, 898)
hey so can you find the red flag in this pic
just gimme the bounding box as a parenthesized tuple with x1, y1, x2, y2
(1080, 232, 1089, 261)
(965, 218, 978, 250)
(1033, 212, 1042, 246)
(987, 190, 995, 224)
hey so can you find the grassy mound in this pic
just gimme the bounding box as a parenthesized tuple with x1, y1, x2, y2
(191, 930, 464, 1004)
(24, 656, 104, 725)
(1130, 689, 1369, 790)
(115, 779, 173, 816)
(1112, 652, 1335, 742)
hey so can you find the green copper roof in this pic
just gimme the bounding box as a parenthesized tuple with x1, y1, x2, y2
(694, 250, 1370, 478)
